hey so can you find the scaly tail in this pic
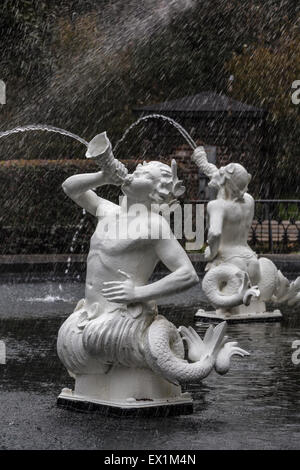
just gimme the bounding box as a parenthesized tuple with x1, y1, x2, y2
(144, 317, 245, 385)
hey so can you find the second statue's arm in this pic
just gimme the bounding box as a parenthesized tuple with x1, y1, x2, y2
(191, 146, 218, 179)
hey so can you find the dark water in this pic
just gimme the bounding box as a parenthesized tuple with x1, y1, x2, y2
(0, 279, 299, 450)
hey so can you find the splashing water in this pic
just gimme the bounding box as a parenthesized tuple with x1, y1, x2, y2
(113, 113, 197, 153)
(22, 294, 71, 303)
(65, 209, 86, 276)
(0, 115, 196, 154)
(0, 116, 197, 272)
(0, 124, 88, 147)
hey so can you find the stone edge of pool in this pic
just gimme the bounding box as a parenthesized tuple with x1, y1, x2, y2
(0, 253, 299, 277)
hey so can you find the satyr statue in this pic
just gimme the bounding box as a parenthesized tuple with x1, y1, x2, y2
(57, 133, 248, 415)
(192, 146, 300, 320)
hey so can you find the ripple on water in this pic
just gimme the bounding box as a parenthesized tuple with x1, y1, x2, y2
(0, 280, 299, 449)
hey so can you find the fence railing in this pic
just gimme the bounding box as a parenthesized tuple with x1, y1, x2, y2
(250, 200, 300, 253)
(188, 199, 300, 254)
(0, 200, 299, 255)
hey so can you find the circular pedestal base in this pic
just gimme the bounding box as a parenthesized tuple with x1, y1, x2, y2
(195, 308, 283, 323)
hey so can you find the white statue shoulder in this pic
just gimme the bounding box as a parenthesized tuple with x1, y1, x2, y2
(95, 198, 121, 219)
(243, 192, 254, 205)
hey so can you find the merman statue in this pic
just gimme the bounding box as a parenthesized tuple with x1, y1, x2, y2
(57, 132, 249, 416)
(192, 146, 300, 321)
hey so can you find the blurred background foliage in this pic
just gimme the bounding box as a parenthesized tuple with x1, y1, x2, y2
(0, 0, 299, 190)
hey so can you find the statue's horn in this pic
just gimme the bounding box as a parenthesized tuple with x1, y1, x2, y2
(85, 132, 111, 159)
(85, 132, 128, 179)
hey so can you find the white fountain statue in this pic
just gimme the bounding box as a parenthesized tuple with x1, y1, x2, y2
(57, 132, 249, 416)
(192, 146, 300, 322)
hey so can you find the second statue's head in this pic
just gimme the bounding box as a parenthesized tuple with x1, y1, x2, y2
(208, 163, 251, 200)
(121, 159, 185, 204)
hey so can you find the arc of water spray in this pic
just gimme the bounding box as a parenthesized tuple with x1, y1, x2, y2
(113, 114, 211, 181)
(0, 114, 197, 154)
(113, 113, 197, 153)
(0, 115, 207, 276)
(0, 124, 88, 147)
(0, 115, 210, 186)
(0, 116, 210, 190)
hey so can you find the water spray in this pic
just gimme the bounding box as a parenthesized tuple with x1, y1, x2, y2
(0, 114, 209, 178)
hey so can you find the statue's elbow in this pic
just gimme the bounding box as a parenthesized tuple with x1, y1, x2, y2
(190, 270, 199, 286)
(62, 179, 73, 196)
(208, 230, 221, 243)
(183, 268, 199, 286)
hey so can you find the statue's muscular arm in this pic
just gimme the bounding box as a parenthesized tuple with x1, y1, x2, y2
(101, 216, 199, 303)
(135, 235, 199, 302)
(62, 171, 119, 216)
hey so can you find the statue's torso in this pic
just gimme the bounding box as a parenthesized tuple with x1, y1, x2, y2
(219, 194, 254, 250)
(85, 210, 159, 308)
(208, 194, 256, 268)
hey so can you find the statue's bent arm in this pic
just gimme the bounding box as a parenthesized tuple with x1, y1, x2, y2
(62, 171, 119, 216)
(191, 146, 218, 179)
(135, 234, 199, 303)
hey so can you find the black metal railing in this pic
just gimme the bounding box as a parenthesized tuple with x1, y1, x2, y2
(250, 200, 300, 253)
(0, 200, 299, 255)
(187, 199, 300, 254)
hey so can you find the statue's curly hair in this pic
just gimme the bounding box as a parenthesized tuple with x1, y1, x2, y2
(223, 163, 251, 201)
(141, 160, 185, 204)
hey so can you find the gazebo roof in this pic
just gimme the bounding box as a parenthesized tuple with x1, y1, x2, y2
(133, 91, 265, 116)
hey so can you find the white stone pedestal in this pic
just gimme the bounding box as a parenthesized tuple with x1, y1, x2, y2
(57, 366, 193, 417)
(195, 299, 283, 323)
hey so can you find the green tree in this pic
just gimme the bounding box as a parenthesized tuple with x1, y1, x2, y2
(226, 31, 300, 196)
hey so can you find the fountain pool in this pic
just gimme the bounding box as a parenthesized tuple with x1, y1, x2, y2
(0, 274, 299, 450)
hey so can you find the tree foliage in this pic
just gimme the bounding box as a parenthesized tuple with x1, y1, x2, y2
(0, 0, 299, 194)
(227, 29, 300, 195)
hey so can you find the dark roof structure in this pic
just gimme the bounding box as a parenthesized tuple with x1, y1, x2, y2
(133, 91, 265, 117)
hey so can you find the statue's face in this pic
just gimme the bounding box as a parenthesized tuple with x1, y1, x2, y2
(209, 163, 250, 196)
(208, 167, 226, 190)
(121, 163, 162, 200)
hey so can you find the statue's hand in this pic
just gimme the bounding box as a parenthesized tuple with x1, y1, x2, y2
(192, 146, 207, 160)
(102, 270, 137, 303)
(101, 169, 124, 186)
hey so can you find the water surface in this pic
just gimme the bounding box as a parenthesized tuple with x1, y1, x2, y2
(0, 278, 299, 450)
